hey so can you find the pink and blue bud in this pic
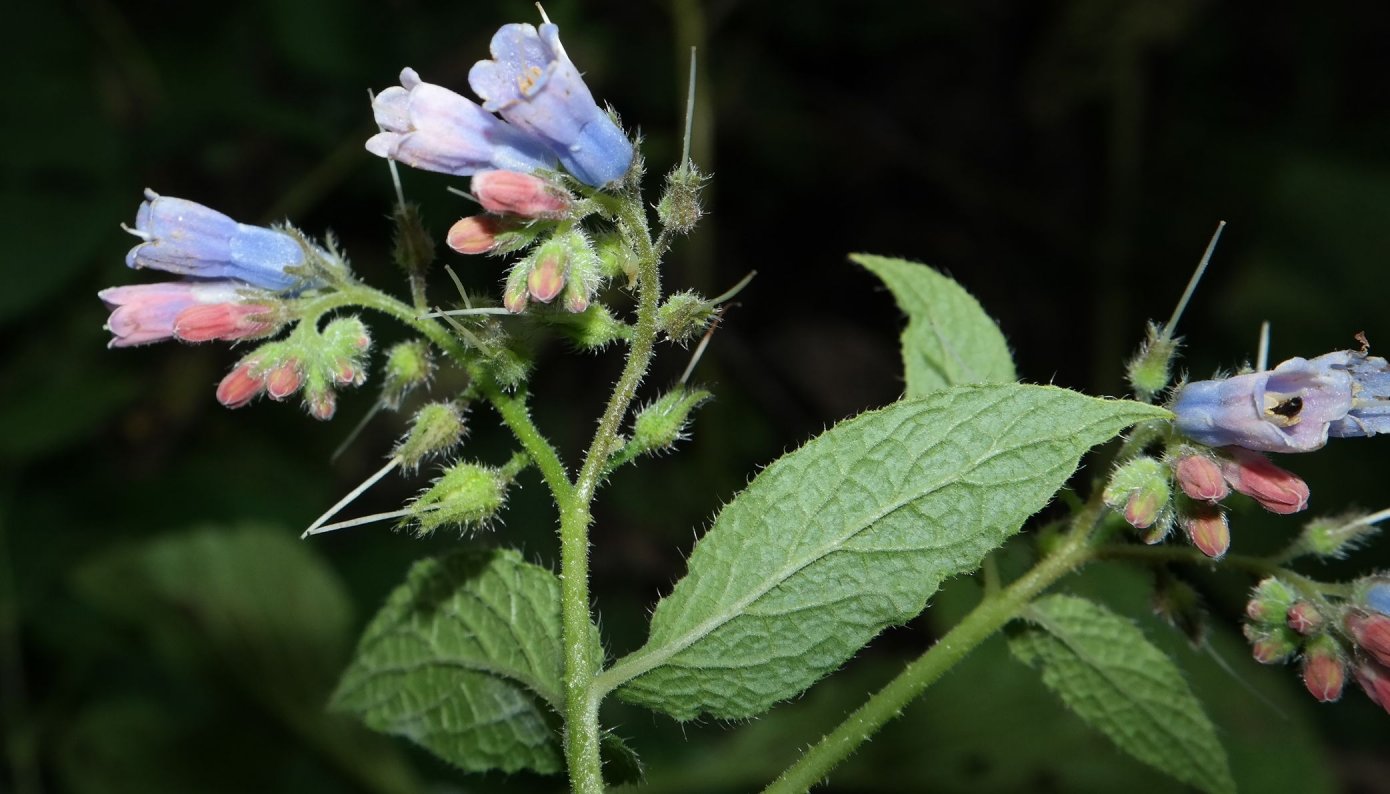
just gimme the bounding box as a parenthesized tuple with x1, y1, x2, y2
(1172, 349, 1390, 453)
(123, 190, 309, 292)
(469, 23, 633, 187)
(366, 68, 559, 178)
(99, 281, 276, 348)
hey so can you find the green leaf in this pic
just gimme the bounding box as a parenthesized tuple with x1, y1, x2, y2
(331, 548, 590, 775)
(852, 253, 1016, 396)
(1009, 594, 1235, 794)
(613, 384, 1168, 720)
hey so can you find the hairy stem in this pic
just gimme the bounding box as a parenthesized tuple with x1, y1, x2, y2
(763, 509, 1103, 793)
(561, 196, 665, 793)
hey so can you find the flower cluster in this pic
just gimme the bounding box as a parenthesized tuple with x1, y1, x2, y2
(99, 190, 313, 348)
(1242, 576, 1390, 715)
(1103, 447, 1309, 558)
(367, 20, 632, 316)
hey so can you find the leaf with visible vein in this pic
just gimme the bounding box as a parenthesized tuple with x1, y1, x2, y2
(853, 253, 1016, 395)
(611, 384, 1169, 720)
(331, 548, 593, 775)
(1010, 594, 1235, 794)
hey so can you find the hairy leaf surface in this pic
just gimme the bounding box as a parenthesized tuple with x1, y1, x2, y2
(1010, 594, 1235, 794)
(853, 253, 1015, 395)
(331, 548, 590, 775)
(613, 385, 1168, 719)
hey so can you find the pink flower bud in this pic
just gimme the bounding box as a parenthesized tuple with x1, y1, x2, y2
(1181, 504, 1230, 559)
(1302, 648, 1346, 702)
(1173, 455, 1229, 502)
(307, 390, 337, 421)
(1286, 602, 1323, 635)
(471, 170, 571, 219)
(265, 360, 303, 400)
(527, 252, 567, 304)
(1353, 658, 1390, 714)
(503, 285, 529, 314)
(1219, 449, 1309, 514)
(216, 363, 265, 409)
(1124, 489, 1162, 530)
(174, 303, 276, 343)
(1346, 610, 1390, 667)
(446, 215, 507, 255)
(333, 358, 360, 386)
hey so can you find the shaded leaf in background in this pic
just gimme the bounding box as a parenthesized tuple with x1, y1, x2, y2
(73, 525, 419, 794)
(331, 548, 601, 776)
(852, 253, 1016, 396)
(1010, 594, 1235, 794)
(614, 385, 1167, 720)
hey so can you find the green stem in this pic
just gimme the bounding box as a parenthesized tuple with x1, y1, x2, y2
(560, 197, 665, 793)
(763, 512, 1102, 793)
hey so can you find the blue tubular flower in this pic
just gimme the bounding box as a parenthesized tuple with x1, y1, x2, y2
(1172, 350, 1390, 452)
(124, 190, 307, 291)
(366, 68, 558, 177)
(469, 23, 633, 187)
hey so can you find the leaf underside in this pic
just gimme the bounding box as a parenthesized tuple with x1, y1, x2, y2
(615, 384, 1169, 720)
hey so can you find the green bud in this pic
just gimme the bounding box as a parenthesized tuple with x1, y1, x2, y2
(391, 202, 436, 275)
(658, 291, 715, 344)
(407, 462, 507, 536)
(322, 317, 372, 358)
(1101, 457, 1170, 529)
(381, 340, 434, 409)
(1126, 323, 1179, 402)
(395, 402, 465, 469)
(656, 164, 706, 235)
(1294, 511, 1383, 559)
(1243, 622, 1300, 665)
(1245, 577, 1297, 624)
(594, 233, 638, 285)
(541, 304, 629, 349)
(628, 387, 712, 457)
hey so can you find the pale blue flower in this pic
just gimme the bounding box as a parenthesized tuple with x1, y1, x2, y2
(469, 23, 633, 186)
(1172, 350, 1390, 452)
(366, 68, 558, 177)
(123, 190, 306, 291)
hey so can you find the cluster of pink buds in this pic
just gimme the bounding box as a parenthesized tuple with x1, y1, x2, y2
(1242, 576, 1390, 715)
(1104, 447, 1310, 559)
(217, 317, 372, 421)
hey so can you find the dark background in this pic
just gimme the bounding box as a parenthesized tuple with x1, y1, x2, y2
(5, 0, 1390, 791)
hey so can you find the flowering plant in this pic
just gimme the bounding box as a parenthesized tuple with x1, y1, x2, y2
(94, 13, 1390, 794)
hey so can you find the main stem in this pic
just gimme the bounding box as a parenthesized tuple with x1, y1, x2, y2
(560, 196, 664, 794)
(763, 515, 1101, 794)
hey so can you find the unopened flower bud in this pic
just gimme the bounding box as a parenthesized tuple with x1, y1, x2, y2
(395, 402, 465, 469)
(381, 340, 433, 409)
(307, 389, 337, 421)
(471, 170, 571, 219)
(628, 388, 713, 458)
(265, 359, 303, 400)
(1301, 636, 1346, 702)
(1126, 323, 1179, 402)
(1103, 457, 1170, 530)
(1220, 448, 1309, 514)
(1246, 577, 1297, 624)
(1287, 601, 1324, 635)
(1353, 658, 1390, 714)
(447, 215, 508, 255)
(174, 303, 278, 343)
(527, 241, 568, 304)
(1181, 503, 1230, 559)
(1172, 454, 1228, 502)
(1345, 610, 1390, 667)
(503, 262, 530, 313)
(1244, 623, 1299, 664)
(407, 462, 507, 536)
(217, 361, 266, 409)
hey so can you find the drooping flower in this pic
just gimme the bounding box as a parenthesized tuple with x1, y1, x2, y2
(366, 68, 558, 177)
(98, 281, 275, 348)
(123, 190, 309, 292)
(1172, 350, 1390, 453)
(469, 23, 633, 186)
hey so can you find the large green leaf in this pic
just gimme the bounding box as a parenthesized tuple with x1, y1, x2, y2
(612, 384, 1168, 720)
(331, 548, 592, 776)
(853, 253, 1016, 395)
(1010, 594, 1235, 794)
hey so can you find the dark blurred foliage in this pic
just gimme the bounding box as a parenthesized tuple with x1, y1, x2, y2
(4, 0, 1390, 791)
